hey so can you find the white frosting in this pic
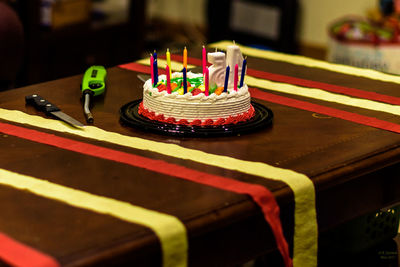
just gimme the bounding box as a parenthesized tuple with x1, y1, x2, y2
(142, 72, 251, 122)
(207, 52, 226, 87)
(226, 45, 244, 87)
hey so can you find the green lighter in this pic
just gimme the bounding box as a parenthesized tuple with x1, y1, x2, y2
(81, 65, 107, 123)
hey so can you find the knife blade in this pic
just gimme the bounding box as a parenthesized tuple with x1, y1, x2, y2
(25, 94, 84, 128)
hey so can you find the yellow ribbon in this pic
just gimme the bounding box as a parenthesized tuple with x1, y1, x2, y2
(209, 40, 400, 85)
(0, 168, 188, 267)
(0, 109, 317, 267)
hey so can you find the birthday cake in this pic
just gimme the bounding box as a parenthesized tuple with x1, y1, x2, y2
(139, 45, 255, 126)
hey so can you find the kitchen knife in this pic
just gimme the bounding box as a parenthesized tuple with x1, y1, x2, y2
(25, 94, 84, 128)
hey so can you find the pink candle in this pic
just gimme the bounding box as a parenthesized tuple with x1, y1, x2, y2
(202, 45, 206, 74)
(205, 67, 209, 96)
(150, 54, 154, 86)
(234, 63, 238, 91)
(166, 65, 171, 94)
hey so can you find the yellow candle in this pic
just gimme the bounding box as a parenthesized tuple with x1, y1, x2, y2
(183, 46, 187, 69)
(166, 48, 172, 76)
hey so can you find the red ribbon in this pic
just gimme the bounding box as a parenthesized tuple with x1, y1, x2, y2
(0, 233, 60, 267)
(0, 122, 292, 267)
(249, 88, 400, 134)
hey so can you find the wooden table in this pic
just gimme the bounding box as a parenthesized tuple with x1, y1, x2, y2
(0, 44, 399, 267)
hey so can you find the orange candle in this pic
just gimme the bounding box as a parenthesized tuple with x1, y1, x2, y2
(183, 46, 187, 69)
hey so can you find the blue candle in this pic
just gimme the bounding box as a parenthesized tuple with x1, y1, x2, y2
(153, 50, 157, 61)
(153, 59, 158, 86)
(183, 67, 187, 94)
(239, 59, 247, 88)
(224, 66, 230, 92)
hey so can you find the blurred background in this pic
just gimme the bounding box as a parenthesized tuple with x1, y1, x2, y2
(0, 0, 384, 90)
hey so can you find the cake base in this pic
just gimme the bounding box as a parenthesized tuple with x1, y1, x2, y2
(138, 102, 256, 126)
(120, 99, 273, 137)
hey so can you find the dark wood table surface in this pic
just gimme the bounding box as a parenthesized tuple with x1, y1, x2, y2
(0, 47, 400, 267)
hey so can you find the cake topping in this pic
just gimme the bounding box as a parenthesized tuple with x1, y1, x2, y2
(149, 42, 247, 97)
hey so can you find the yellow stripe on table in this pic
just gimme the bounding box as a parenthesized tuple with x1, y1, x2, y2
(0, 108, 318, 267)
(0, 169, 188, 267)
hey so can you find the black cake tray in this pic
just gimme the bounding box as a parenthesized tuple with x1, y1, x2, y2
(119, 99, 273, 137)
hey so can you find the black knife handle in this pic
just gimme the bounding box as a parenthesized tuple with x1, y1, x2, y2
(25, 94, 61, 113)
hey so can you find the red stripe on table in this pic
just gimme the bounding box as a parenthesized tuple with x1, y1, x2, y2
(0, 122, 292, 267)
(162, 54, 400, 106)
(118, 62, 400, 134)
(249, 88, 400, 134)
(0, 233, 60, 267)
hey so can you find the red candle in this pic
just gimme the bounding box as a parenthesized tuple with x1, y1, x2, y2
(166, 65, 171, 94)
(202, 45, 206, 74)
(205, 67, 209, 96)
(150, 54, 154, 86)
(234, 63, 238, 91)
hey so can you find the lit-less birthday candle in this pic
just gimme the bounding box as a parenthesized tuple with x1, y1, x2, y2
(150, 54, 154, 86)
(153, 50, 157, 61)
(183, 67, 187, 94)
(153, 59, 158, 85)
(202, 45, 206, 74)
(224, 65, 230, 93)
(183, 46, 187, 69)
(166, 65, 171, 94)
(234, 63, 238, 91)
(240, 58, 247, 88)
(166, 48, 171, 76)
(205, 67, 209, 96)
